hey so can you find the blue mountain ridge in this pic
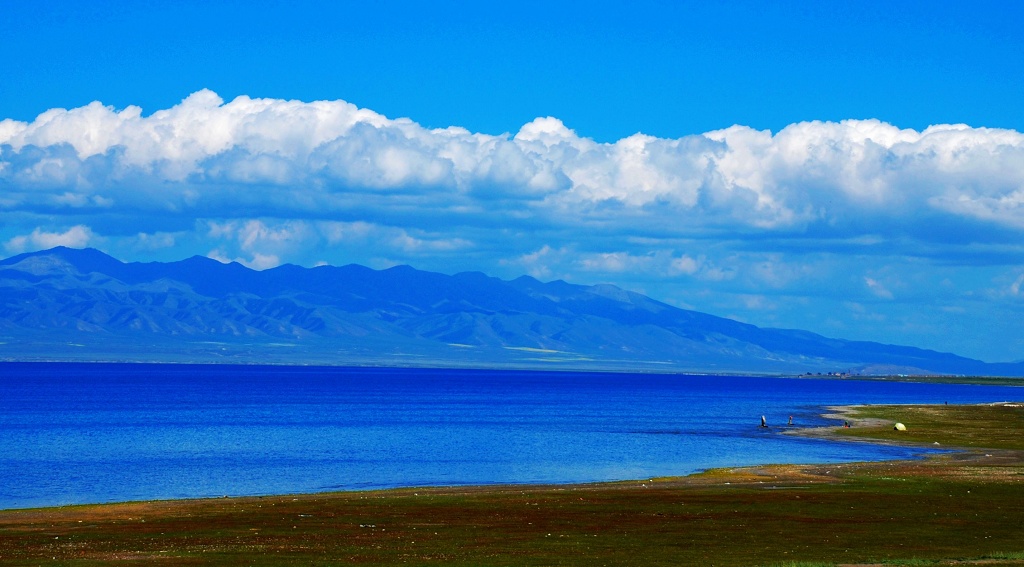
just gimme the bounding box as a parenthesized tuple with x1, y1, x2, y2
(1, 246, 1020, 376)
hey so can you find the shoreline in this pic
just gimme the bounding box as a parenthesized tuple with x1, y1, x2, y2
(3, 401, 1013, 515)
(3, 401, 1022, 566)
(5, 360, 1024, 384)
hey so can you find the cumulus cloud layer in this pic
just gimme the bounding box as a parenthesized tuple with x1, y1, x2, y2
(3, 91, 1024, 361)
(3, 89, 1023, 241)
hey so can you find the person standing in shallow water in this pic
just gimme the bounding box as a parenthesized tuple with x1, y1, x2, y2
(788, 415, 793, 425)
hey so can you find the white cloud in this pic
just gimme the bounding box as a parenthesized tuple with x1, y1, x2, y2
(206, 249, 232, 264)
(506, 245, 567, 280)
(242, 252, 282, 271)
(205, 248, 280, 270)
(668, 255, 699, 275)
(201, 220, 313, 270)
(318, 221, 376, 244)
(1010, 274, 1024, 297)
(740, 294, 776, 310)
(132, 231, 177, 250)
(196, 218, 476, 271)
(316, 220, 471, 253)
(2, 91, 1023, 245)
(578, 252, 639, 273)
(505, 246, 729, 284)
(389, 232, 472, 253)
(865, 277, 895, 300)
(235, 220, 309, 252)
(5, 225, 95, 253)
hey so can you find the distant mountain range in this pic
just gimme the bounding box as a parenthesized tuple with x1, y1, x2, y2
(1, 246, 1021, 376)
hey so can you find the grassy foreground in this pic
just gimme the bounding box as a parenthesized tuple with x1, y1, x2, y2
(1, 403, 1023, 566)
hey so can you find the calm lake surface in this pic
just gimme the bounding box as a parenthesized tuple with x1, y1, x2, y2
(1, 363, 1021, 510)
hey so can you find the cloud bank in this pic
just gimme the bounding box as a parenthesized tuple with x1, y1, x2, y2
(3, 89, 1023, 238)
(3, 91, 1024, 361)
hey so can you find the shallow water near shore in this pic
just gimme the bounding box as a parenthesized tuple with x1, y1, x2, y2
(1, 363, 1021, 510)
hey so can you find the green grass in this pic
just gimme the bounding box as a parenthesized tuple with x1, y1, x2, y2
(835, 402, 1024, 450)
(846, 375, 1024, 387)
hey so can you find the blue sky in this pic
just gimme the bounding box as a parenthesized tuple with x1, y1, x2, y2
(2, 1, 1024, 362)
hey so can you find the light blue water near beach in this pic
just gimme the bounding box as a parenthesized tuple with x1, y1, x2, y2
(1, 363, 1021, 510)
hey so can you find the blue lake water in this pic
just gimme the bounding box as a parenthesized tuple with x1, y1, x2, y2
(1, 363, 1021, 510)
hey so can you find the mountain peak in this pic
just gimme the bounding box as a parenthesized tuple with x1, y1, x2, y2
(0, 246, 124, 276)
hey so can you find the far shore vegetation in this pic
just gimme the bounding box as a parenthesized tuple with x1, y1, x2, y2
(2, 402, 1024, 565)
(806, 373, 1024, 387)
